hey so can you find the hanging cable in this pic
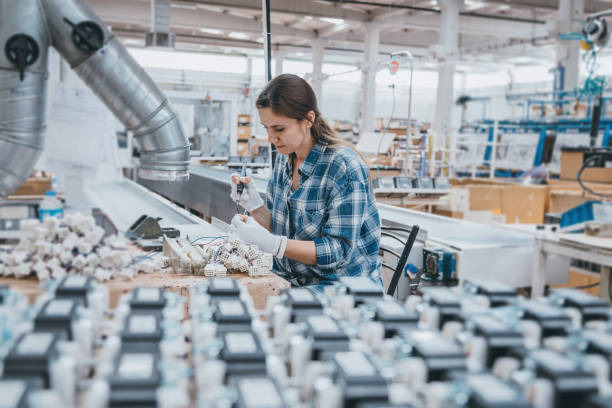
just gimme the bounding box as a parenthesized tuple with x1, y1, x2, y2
(376, 84, 396, 180)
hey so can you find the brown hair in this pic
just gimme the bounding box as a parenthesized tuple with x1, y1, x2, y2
(256, 74, 359, 154)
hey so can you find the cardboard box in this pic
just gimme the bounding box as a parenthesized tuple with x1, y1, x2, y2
(501, 185, 548, 224)
(12, 176, 52, 196)
(237, 125, 250, 141)
(432, 209, 464, 219)
(466, 185, 503, 212)
(237, 114, 251, 124)
(560, 150, 612, 183)
(237, 141, 249, 157)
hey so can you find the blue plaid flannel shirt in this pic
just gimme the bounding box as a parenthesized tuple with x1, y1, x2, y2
(266, 142, 381, 289)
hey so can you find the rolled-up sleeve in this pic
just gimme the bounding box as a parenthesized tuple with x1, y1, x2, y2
(313, 177, 368, 271)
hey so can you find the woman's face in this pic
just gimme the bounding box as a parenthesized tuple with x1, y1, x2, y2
(258, 107, 313, 155)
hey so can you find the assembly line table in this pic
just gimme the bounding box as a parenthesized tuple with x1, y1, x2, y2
(531, 233, 612, 301)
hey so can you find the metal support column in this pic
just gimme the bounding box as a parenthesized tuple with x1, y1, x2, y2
(360, 22, 382, 134)
(311, 39, 326, 102)
(556, 0, 584, 92)
(433, 0, 463, 154)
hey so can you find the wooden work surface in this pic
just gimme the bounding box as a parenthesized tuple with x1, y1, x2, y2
(0, 271, 290, 311)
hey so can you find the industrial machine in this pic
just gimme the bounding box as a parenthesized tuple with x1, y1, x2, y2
(0, 0, 190, 199)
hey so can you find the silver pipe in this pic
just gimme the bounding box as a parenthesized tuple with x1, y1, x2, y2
(0, 0, 49, 197)
(41, 0, 190, 181)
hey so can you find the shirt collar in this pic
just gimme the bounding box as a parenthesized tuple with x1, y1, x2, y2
(283, 142, 326, 178)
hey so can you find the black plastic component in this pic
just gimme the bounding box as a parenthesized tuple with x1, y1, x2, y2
(394, 177, 413, 189)
(212, 299, 252, 333)
(129, 288, 166, 313)
(4, 34, 39, 81)
(464, 373, 531, 408)
(408, 331, 466, 381)
(583, 331, 612, 377)
(372, 177, 396, 190)
(340, 277, 383, 305)
(371, 299, 419, 338)
(34, 298, 79, 340)
(55, 275, 94, 306)
(221, 331, 267, 380)
(3, 332, 59, 388)
(466, 280, 517, 307)
(333, 351, 389, 407)
(233, 376, 288, 408)
(62, 18, 104, 53)
(109, 352, 161, 408)
(520, 300, 572, 337)
(469, 314, 524, 367)
(0, 284, 9, 304)
(283, 288, 324, 322)
(421, 288, 462, 329)
(127, 215, 163, 240)
(529, 348, 598, 408)
(0, 380, 29, 408)
(306, 315, 350, 360)
(552, 289, 610, 323)
(207, 278, 241, 299)
(120, 313, 163, 353)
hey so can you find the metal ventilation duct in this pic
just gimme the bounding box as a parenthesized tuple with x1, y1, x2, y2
(0, 0, 190, 198)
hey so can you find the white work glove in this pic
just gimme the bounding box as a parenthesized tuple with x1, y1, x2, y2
(230, 173, 264, 212)
(229, 215, 287, 258)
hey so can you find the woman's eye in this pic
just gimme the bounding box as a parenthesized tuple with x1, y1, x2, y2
(275, 128, 284, 132)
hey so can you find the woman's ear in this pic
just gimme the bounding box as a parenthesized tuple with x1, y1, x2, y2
(305, 110, 315, 127)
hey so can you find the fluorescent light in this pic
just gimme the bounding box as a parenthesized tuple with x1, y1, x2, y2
(227, 32, 251, 40)
(200, 28, 223, 35)
(320, 17, 344, 25)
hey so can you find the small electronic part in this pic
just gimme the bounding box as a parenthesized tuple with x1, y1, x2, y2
(528, 348, 598, 407)
(212, 299, 252, 333)
(371, 299, 419, 338)
(340, 276, 383, 305)
(128, 288, 167, 313)
(283, 288, 324, 322)
(468, 314, 524, 367)
(3, 332, 59, 388)
(421, 287, 463, 329)
(406, 331, 466, 381)
(422, 248, 456, 282)
(464, 280, 518, 307)
(119, 313, 163, 353)
(33, 298, 79, 340)
(333, 351, 389, 406)
(582, 330, 612, 362)
(463, 373, 530, 408)
(221, 331, 267, 379)
(109, 352, 161, 407)
(54, 275, 95, 305)
(207, 277, 241, 299)
(0, 380, 29, 408)
(519, 300, 572, 337)
(232, 376, 288, 408)
(305, 315, 350, 360)
(551, 289, 610, 323)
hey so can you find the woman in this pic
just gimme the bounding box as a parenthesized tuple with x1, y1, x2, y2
(229, 74, 381, 289)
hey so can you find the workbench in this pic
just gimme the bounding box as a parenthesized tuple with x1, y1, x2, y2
(532, 233, 612, 301)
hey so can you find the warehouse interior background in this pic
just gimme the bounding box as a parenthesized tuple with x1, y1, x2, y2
(1, 0, 612, 407)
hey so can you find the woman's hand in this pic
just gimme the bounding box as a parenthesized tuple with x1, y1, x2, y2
(230, 174, 264, 212)
(229, 215, 287, 257)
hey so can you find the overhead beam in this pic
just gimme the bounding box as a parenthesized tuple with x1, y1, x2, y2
(89, 0, 316, 38)
(377, 12, 548, 38)
(174, 0, 371, 21)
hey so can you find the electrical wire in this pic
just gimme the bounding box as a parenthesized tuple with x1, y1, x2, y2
(376, 84, 396, 180)
(568, 281, 600, 290)
(577, 156, 612, 198)
(190, 235, 227, 245)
